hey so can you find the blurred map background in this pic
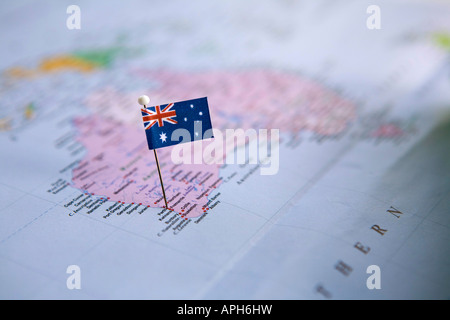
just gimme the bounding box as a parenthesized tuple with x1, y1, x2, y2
(0, 0, 449, 299)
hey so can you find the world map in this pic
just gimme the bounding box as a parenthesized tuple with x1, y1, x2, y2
(1, 0, 449, 300)
(70, 69, 357, 218)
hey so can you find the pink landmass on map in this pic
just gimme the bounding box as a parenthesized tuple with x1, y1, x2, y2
(134, 70, 356, 135)
(71, 115, 217, 218)
(371, 124, 404, 138)
(71, 69, 356, 218)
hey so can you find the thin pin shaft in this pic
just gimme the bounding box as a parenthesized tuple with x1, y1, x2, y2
(153, 149, 168, 209)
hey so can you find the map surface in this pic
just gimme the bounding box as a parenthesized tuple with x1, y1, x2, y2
(1, 0, 449, 299)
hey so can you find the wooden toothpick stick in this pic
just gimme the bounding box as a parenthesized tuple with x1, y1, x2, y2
(153, 146, 168, 209)
(138, 95, 169, 209)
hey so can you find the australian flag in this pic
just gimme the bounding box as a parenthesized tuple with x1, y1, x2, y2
(141, 97, 213, 150)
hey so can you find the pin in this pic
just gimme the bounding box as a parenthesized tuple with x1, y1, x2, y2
(138, 95, 169, 209)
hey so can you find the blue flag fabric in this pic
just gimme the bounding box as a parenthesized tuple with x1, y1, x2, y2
(141, 97, 213, 150)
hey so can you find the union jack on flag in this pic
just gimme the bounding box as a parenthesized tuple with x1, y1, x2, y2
(141, 103, 178, 130)
(141, 97, 213, 150)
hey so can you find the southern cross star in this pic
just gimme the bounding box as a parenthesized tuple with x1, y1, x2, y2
(160, 132, 167, 143)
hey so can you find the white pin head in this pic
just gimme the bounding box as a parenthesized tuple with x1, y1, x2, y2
(138, 95, 150, 106)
